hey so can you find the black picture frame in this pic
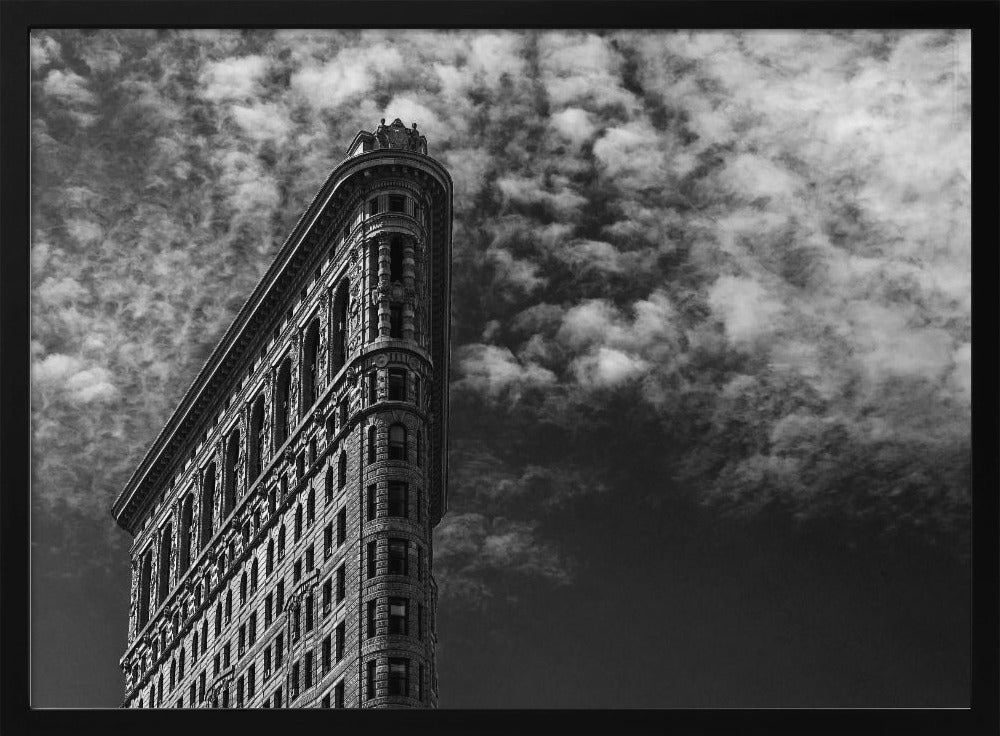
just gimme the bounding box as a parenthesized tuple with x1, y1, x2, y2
(2, 2, 997, 734)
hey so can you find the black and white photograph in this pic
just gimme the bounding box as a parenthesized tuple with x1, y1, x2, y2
(6, 3, 997, 730)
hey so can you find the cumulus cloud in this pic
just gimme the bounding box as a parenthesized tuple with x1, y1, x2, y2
(200, 55, 269, 100)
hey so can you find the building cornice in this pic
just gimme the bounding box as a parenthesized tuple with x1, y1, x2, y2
(110, 148, 453, 535)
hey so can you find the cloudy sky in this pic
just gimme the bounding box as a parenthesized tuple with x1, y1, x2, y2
(30, 29, 971, 707)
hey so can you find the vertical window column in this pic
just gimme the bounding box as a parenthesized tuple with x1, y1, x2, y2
(402, 237, 416, 340)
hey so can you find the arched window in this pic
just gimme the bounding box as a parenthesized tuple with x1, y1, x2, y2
(339, 400, 347, 427)
(294, 504, 303, 541)
(157, 524, 173, 605)
(195, 583, 202, 606)
(179, 494, 194, 572)
(138, 549, 153, 628)
(249, 393, 266, 480)
(389, 423, 407, 461)
(266, 539, 274, 574)
(302, 319, 320, 414)
(367, 425, 376, 465)
(223, 430, 239, 518)
(274, 357, 292, 448)
(240, 572, 247, 605)
(250, 558, 258, 591)
(268, 488, 276, 515)
(338, 451, 347, 488)
(389, 237, 404, 283)
(200, 463, 216, 547)
(331, 280, 350, 374)
(416, 430, 422, 467)
(217, 552, 225, 580)
(278, 524, 286, 558)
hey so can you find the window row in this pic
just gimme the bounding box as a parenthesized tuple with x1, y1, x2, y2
(365, 596, 424, 640)
(366, 538, 424, 580)
(366, 481, 422, 523)
(366, 657, 425, 701)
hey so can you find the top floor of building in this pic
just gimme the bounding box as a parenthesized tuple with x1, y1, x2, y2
(111, 119, 454, 556)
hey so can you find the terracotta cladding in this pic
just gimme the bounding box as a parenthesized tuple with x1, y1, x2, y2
(119, 131, 449, 710)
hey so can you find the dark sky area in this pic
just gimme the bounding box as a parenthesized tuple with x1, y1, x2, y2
(29, 29, 970, 707)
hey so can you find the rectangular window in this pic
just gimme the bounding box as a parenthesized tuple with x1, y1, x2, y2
(296, 451, 305, 482)
(368, 303, 378, 341)
(413, 375, 420, 407)
(335, 680, 345, 708)
(366, 660, 376, 700)
(321, 635, 331, 674)
(293, 559, 302, 583)
(188, 683, 195, 705)
(264, 647, 272, 679)
(389, 195, 405, 213)
(368, 372, 377, 403)
(367, 540, 377, 579)
(388, 658, 409, 697)
(336, 565, 345, 602)
(213, 653, 220, 676)
(336, 621, 345, 661)
(417, 486, 422, 523)
(388, 538, 408, 576)
(291, 662, 300, 700)
(417, 545, 423, 581)
(198, 671, 206, 702)
(237, 676, 244, 708)
(250, 612, 257, 643)
(248, 664, 256, 698)
(368, 198, 379, 216)
(322, 578, 332, 614)
(305, 595, 314, 632)
(367, 599, 376, 639)
(276, 633, 283, 667)
(324, 524, 333, 558)
(274, 686, 282, 709)
(305, 651, 313, 689)
(337, 508, 347, 545)
(321, 693, 331, 708)
(389, 304, 402, 338)
(239, 624, 246, 656)
(418, 603, 423, 640)
(306, 545, 314, 572)
(388, 481, 408, 517)
(419, 663, 424, 701)
(367, 484, 376, 520)
(389, 597, 408, 636)
(292, 606, 301, 642)
(277, 580, 284, 614)
(224, 642, 231, 668)
(387, 369, 406, 401)
(265, 594, 273, 628)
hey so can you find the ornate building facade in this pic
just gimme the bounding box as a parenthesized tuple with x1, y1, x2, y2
(111, 119, 452, 709)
